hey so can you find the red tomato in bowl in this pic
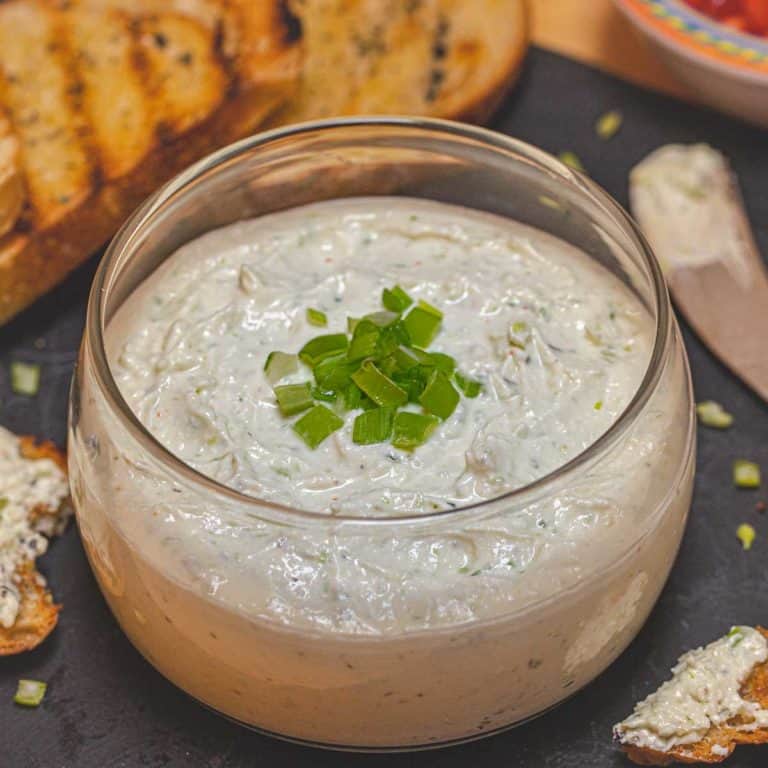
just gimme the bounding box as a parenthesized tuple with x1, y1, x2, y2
(684, 0, 768, 35)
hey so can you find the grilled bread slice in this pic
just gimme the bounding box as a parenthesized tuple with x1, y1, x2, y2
(273, 0, 529, 125)
(0, 433, 70, 656)
(0, 0, 300, 325)
(616, 627, 768, 765)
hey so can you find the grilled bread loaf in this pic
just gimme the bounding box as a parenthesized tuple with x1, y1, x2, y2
(0, 0, 528, 325)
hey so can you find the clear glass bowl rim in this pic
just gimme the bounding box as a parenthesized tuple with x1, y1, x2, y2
(85, 116, 672, 527)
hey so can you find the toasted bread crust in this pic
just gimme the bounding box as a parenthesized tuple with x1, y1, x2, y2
(0, 0, 527, 325)
(0, 562, 60, 655)
(0, 0, 300, 324)
(0, 437, 68, 656)
(622, 627, 768, 765)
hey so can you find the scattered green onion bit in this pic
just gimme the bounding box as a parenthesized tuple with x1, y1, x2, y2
(274, 382, 314, 416)
(403, 301, 442, 348)
(353, 407, 395, 445)
(306, 308, 327, 327)
(392, 411, 439, 451)
(734, 460, 761, 489)
(696, 401, 733, 429)
(559, 151, 585, 173)
(736, 523, 756, 551)
(264, 351, 298, 385)
(595, 110, 623, 140)
(14, 679, 47, 707)
(352, 361, 408, 408)
(299, 334, 349, 367)
(10, 362, 40, 397)
(382, 285, 413, 313)
(419, 370, 459, 420)
(293, 405, 344, 449)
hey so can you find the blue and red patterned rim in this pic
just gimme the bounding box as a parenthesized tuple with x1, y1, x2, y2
(618, 0, 768, 74)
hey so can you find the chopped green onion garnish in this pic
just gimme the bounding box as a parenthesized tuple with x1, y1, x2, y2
(347, 317, 360, 334)
(306, 308, 327, 327)
(595, 110, 623, 140)
(594, 400, 603, 411)
(734, 460, 761, 489)
(347, 330, 380, 362)
(696, 401, 733, 429)
(10, 362, 40, 396)
(352, 407, 395, 445)
(393, 345, 421, 371)
(362, 310, 400, 328)
(343, 382, 364, 410)
(352, 361, 408, 408)
(299, 334, 349, 367)
(14, 679, 47, 707)
(455, 372, 482, 398)
(274, 382, 314, 416)
(392, 411, 439, 451)
(425, 352, 456, 374)
(311, 387, 337, 403)
(382, 285, 413, 313)
(403, 302, 442, 348)
(293, 405, 344, 448)
(264, 351, 298, 385)
(559, 151, 585, 172)
(419, 370, 459, 420)
(737, 523, 756, 551)
(313, 353, 354, 390)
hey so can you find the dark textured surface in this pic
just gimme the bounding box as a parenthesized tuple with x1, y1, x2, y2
(1, 48, 767, 767)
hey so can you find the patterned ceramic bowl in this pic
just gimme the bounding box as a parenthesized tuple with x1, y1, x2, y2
(615, 0, 768, 127)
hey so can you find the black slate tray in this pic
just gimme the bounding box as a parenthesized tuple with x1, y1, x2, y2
(1, 48, 767, 768)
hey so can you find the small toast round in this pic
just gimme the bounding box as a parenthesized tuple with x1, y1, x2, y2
(622, 627, 768, 765)
(0, 436, 68, 656)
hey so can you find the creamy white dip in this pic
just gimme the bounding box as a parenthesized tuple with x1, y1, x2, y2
(0, 428, 69, 628)
(111, 198, 650, 513)
(615, 627, 768, 753)
(105, 199, 657, 634)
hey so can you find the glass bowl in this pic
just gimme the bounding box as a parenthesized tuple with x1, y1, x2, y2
(68, 118, 695, 751)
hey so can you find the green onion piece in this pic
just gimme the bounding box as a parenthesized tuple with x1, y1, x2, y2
(454, 372, 482, 398)
(299, 334, 349, 367)
(382, 285, 413, 313)
(425, 352, 456, 374)
(347, 317, 360, 334)
(311, 387, 337, 403)
(343, 382, 364, 410)
(352, 407, 395, 445)
(559, 151, 585, 172)
(347, 331, 380, 362)
(14, 679, 47, 707)
(313, 353, 354, 389)
(393, 345, 421, 371)
(306, 308, 328, 327)
(392, 411, 439, 451)
(274, 382, 313, 416)
(362, 310, 400, 328)
(403, 303, 442, 348)
(352, 361, 408, 407)
(595, 110, 623, 140)
(376, 323, 410, 357)
(696, 401, 733, 429)
(263, 351, 298, 385)
(293, 405, 344, 449)
(10, 362, 40, 397)
(419, 369, 460, 419)
(736, 523, 756, 551)
(734, 460, 761, 489)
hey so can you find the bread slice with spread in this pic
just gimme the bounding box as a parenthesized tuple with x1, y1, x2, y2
(0, 431, 70, 655)
(615, 626, 768, 764)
